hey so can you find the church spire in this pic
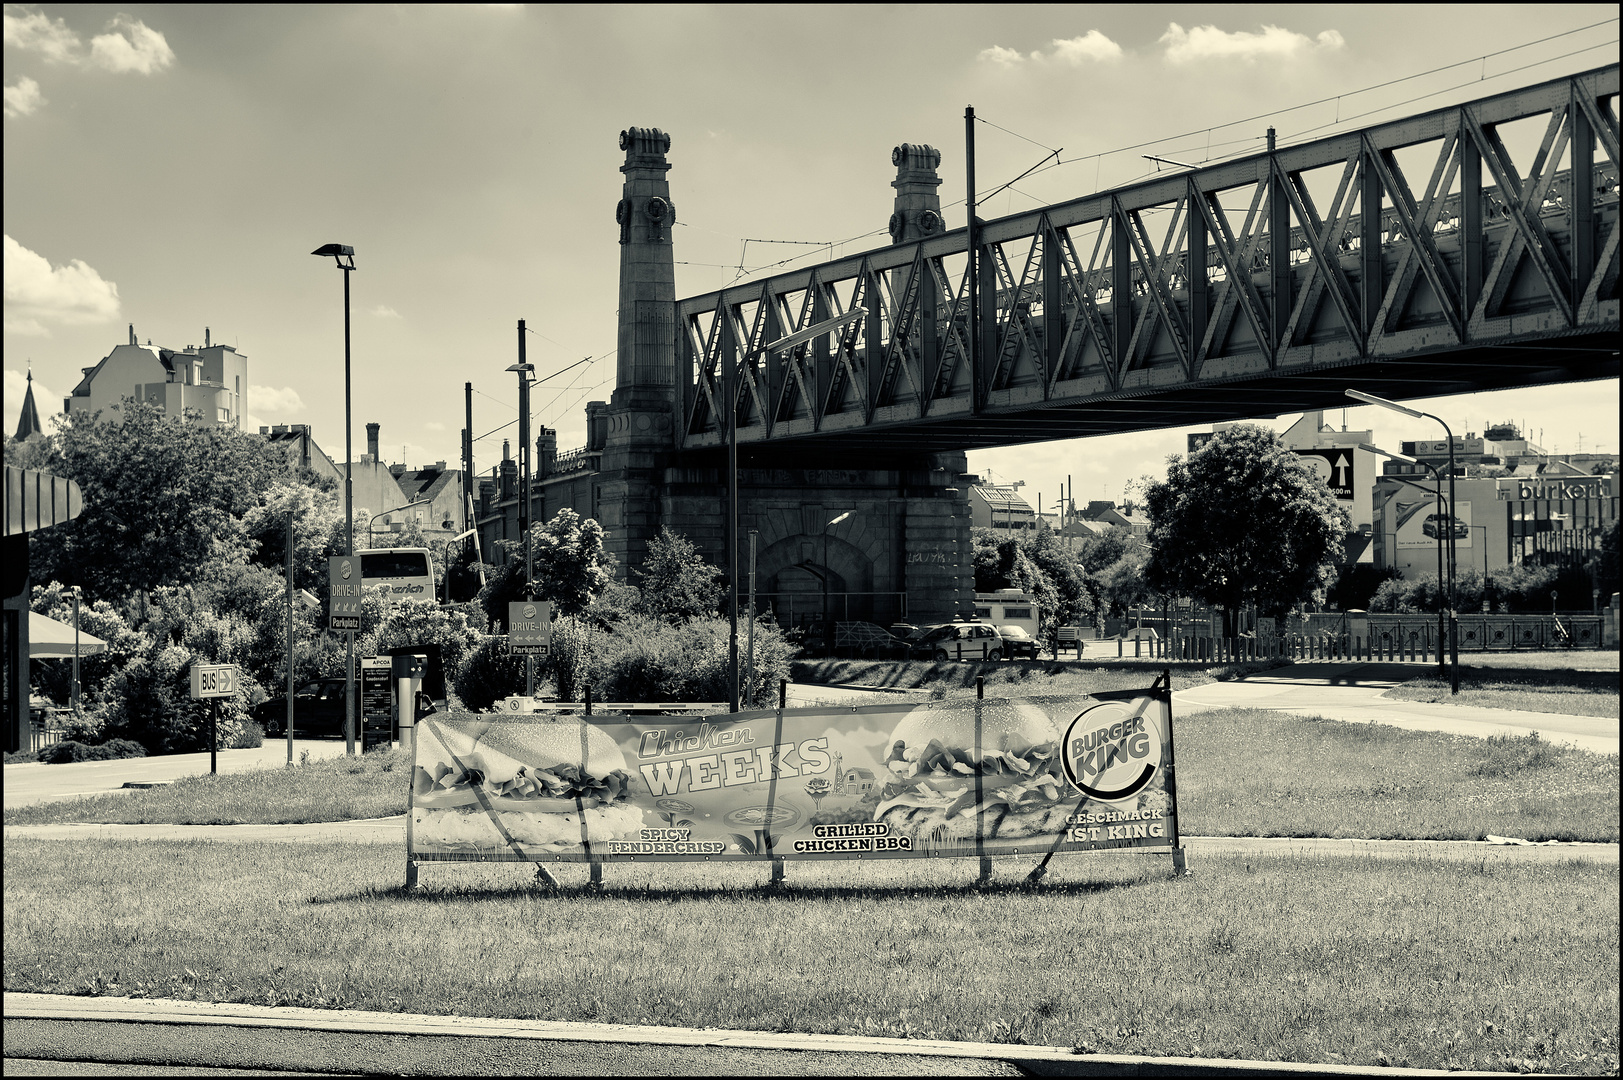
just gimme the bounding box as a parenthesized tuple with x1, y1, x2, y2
(13, 367, 43, 441)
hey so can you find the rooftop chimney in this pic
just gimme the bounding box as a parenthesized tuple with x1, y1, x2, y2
(205, 327, 210, 348)
(129, 324, 136, 346)
(366, 422, 380, 460)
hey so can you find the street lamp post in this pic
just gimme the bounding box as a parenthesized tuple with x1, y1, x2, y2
(507, 341, 535, 697)
(822, 511, 852, 653)
(312, 243, 358, 753)
(1360, 444, 1449, 674)
(1349, 391, 1459, 694)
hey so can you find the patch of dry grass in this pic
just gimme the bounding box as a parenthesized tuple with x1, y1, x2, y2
(3, 839, 1615, 1074)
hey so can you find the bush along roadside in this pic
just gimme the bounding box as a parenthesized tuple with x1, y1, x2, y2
(36, 738, 148, 764)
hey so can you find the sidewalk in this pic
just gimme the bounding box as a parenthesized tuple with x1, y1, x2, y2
(1172, 662, 1618, 755)
(1, 992, 1518, 1077)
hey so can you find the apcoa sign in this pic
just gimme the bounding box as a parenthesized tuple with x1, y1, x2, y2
(329, 556, 362, 631)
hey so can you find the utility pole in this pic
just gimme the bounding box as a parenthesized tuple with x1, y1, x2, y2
(965, 105, 979, 415)
(517, 321, 534, 697)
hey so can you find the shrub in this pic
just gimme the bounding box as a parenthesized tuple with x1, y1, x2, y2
(5, 749, 40, 764)
(452, 637, 526, 712)
(100, 643, 261, 756)
(233, 719, 266, 749)
(589, 613, 793, 707)
(40, 738, 147, 764)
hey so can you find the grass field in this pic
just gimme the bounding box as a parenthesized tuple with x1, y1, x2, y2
(1383, 665, 1621, 718)
(8, 709, 1616, 842)
(2, 839, 1615, 1074)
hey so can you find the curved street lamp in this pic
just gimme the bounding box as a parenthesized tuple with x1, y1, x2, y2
(1361, 443, 1448, 676)
(1349, 391, 1459, 695)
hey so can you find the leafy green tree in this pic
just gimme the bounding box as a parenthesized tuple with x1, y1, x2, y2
(634, 526, 723, 622)
(1143, 425, 1350, 637)
(1326, 563, 1400, 612)
(479, 507, 615, 629)
(25, 400, 291, 601)
(360, 598, 486, 690)
(241, 483, 344, 594)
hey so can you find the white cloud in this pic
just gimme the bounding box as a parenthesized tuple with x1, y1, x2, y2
(980, 32, 1124, 68)
(250, 384, 305, 415)
(4, 367, 60, 434)
(1160, 23, 1344, 64)
(3, 8, 173, 76)
(3, 6, 81, 64)
(978, 45, 1027, 67)
(1049, 31, 1123, 65)
(371, 305, 402, 319)
(89, 14, 174, 75)
(4, 75, 43, 117)
(424, 421, 446, 432)
(3, 235, 121, 336)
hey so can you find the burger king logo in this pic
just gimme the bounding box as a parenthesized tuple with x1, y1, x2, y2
(340, 559, 353, 580)
(522, 603, 538, 620)
(1060, 701, 1162, 804)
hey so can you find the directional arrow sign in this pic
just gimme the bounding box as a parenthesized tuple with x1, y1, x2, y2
(190, 663, 238, 700)
(1294, 448, 1355, 501)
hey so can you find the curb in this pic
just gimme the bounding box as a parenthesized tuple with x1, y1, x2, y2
(3, 994, 1507, 1077)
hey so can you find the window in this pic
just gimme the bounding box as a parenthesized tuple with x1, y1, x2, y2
(1003, 607, 1032, 620)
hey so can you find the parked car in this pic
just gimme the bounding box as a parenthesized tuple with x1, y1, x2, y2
(905, 622, 1005, 662)
(996, 624, 1040, 660)
(253, 679, 349, 739)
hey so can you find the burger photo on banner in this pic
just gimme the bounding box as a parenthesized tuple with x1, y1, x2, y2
(411, 716, 643, 852)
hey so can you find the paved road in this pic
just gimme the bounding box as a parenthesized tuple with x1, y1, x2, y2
(3, 739, 352, 811)
(1171, 661, 1618, 754)
(1, 995, 1481, 1078)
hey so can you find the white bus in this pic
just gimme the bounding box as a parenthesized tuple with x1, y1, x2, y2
(358, 547, 436, 603)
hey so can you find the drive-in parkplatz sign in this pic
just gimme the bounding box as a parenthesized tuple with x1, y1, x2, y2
(329, 556, 362, 630)
(507, 601, 553, 656)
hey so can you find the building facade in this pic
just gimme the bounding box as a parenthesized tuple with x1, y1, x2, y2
(66, 326, 247, 428)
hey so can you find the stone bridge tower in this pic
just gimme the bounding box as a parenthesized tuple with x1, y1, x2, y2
(524, 128, 972, 629)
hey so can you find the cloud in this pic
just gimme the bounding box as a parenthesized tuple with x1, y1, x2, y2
(250, 384, 305, 415)
(978, 45, 1027, 67)
(1160, 23, 1344, 64)
(371, 305, 402, 319)
(1049, 31, 1123, 65)
(4, 367, 60, 434)
(424, 421, 446, 432)
(4, 235, 121, 336)
(4, 75, 43, 117)
(980, 31, 1123, 68)
(3, 6, 81, 64)
(3, 8, 173, 74)
(89, 14, 175, 75)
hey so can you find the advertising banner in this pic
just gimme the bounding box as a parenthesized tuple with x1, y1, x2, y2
(1390, 491, 1473, 549)
(408, 688, 1178, 865)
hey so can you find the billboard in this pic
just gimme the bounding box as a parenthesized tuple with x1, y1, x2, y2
(1390, 490, 1473, 549)
(408, 688, 1179, 865)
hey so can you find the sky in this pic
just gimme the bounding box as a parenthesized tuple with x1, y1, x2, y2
(5, 4, 1618, 515)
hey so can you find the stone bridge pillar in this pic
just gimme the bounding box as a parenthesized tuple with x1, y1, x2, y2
(597, 126, 679, 574)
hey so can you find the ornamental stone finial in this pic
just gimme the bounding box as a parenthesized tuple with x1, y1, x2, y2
(889, 143, 945, 244)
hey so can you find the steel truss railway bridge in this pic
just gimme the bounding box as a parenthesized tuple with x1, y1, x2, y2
(676, 66, 1618, 457)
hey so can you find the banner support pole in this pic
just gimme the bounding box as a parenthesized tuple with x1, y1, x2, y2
(975, 677, 992, 887)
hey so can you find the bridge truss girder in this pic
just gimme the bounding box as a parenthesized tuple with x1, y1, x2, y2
(677, 65, 1619, 459)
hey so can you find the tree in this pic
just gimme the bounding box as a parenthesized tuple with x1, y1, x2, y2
(241, 482, 344, 594)
(479, 507, 616, 629)
(634, 526, 723, 622)
(1143, 425, 1350, 637)
(26, 401, 292, 601)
